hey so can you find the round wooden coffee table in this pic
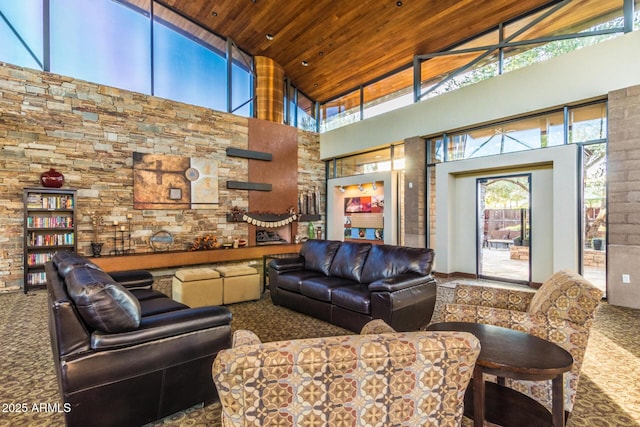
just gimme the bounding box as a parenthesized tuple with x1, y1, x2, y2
(426, 322, 573, 427)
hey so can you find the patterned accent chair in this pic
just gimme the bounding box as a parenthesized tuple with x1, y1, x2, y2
(440, 270, 603, 418)
(212, 320, 481, 427)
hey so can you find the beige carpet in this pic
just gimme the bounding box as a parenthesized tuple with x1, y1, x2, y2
(0, 280, 638, 426)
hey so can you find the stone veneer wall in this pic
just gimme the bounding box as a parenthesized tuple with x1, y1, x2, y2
(607, 84, 640, 309)
(297, 130, 325, 238)
(0, 62, 323, 292)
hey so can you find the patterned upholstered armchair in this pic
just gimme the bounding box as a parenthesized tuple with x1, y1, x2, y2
(440, 270, 603, 418)
(212, 320, 480, 427)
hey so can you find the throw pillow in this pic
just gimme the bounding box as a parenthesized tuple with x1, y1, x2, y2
(65, 266, 141, 333)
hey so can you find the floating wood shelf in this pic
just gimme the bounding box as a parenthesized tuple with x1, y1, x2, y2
(227, 181, 272, 191)
(226, 147, 272, 161)
(226, 213, 321, 222)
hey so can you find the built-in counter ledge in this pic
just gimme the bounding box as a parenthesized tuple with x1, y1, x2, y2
(91, 243, 303, 272)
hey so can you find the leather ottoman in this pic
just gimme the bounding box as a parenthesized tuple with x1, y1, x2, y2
(215, 265, 261, 304)
(172, 267, 223, 307)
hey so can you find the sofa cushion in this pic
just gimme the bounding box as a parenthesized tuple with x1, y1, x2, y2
(65, 266, 141, 333)
(360, 244, 434, 284)
(331, 284, 372, 315)
(300, 239, 342, 275)
(300, 276, 356, 302)
(329, 241, 371, 283)
(277, 270, 325, 293)
(53, 250, 101, 278)
(129, 288, 168, 301)
(139, 297, 189, 317)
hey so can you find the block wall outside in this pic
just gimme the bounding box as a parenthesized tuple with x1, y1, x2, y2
(0, 62, 322, 291)
(427, 142, 438, 250)
(607, 84, 640, 309)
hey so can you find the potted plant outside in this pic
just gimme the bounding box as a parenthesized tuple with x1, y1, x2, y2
(592, 237, 604, 251)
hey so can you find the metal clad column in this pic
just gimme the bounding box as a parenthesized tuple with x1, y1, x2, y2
(255, 56, 284, 123)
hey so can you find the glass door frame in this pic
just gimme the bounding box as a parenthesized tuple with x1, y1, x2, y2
(579, 141, 608, 296)
(476, 173, 533, 286)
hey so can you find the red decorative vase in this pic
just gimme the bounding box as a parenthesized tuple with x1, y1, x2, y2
(40, 168, 65, 188)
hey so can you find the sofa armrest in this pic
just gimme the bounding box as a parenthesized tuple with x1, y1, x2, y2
(360, 319, 396, 335)
(90, 305, 232, 350)
(109, 269, 154, 289)
(451, 283, 534, 312)
(268, 256, 305, 272)
(368, 273, 434, 292)
(371, 278, 437, 331)
(232, 329, 262, 347)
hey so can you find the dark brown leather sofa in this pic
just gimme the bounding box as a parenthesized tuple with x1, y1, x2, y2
(268, 239, 437, 332)
(46, 251, 232, 427)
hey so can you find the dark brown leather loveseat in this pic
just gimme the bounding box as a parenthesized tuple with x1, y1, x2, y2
(268, 239, 437, 332)
(46, 251, 232, 427)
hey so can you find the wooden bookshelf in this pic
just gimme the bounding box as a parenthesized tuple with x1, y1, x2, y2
(23, 187, 77, 293)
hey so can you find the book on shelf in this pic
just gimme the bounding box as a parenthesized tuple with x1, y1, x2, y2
(27, 252, 55, 266)
(26, 193, 74, 210)
(27, 216, 73, 228)
(27, 271, 47, 286)
(28, 232, 75, 247)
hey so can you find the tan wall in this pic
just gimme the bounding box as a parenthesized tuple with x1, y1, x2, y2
(0, 62, 322, 291)
(403, 137, 425, 247)
(607, 84, 640, 309)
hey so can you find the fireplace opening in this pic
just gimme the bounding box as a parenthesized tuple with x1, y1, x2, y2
(256, 228, 290, 245)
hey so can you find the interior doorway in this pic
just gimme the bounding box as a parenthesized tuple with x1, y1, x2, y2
(477, 174, 531, 284)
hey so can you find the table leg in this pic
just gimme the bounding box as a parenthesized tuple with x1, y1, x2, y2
(552, 375, 564, 427)
(473, 364, 484, 427)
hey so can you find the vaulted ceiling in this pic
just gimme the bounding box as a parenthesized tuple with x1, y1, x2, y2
(158, 0, 621, 103)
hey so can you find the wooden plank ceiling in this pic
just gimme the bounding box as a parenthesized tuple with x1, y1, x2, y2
(158, 0, 622, 104)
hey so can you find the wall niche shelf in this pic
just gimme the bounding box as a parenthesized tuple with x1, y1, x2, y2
(23, 187, 77, 293)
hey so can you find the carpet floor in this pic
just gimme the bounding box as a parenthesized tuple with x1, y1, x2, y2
(0, 279, 638, 426)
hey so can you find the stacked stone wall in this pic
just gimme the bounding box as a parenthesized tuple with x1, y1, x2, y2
(0, 62, 321, 291)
